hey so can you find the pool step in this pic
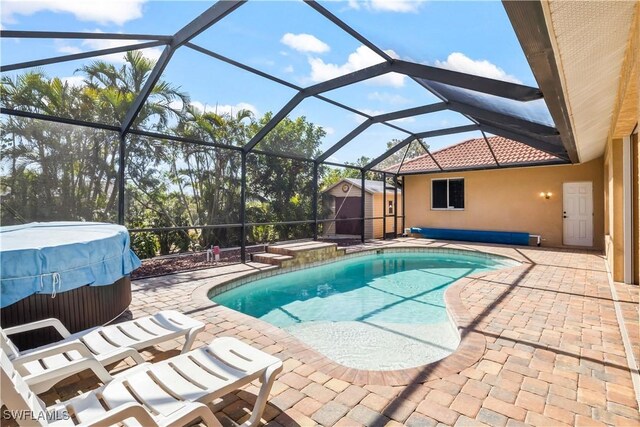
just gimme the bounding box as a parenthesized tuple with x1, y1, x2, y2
(251, 252, 294, 267)
(258, 241, 346, 268)
(269, 241, 340, 255)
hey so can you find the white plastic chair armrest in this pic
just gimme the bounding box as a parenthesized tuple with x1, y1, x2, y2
(13, 340, 93, 365)
(75, 402, 159, 427)
(159, 402, 221, 427)
(24, 357, 113, 393)
(4, 318, 71, 338)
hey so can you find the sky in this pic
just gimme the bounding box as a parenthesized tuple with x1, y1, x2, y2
(1, 0, 543, 165)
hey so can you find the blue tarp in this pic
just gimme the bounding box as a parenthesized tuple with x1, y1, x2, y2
(0, 222, 141, 308)
(410, 227, 530, 246)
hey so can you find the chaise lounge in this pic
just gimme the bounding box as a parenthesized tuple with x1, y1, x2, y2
(1, 336, 283, 427)
(1, 310, 205, 393)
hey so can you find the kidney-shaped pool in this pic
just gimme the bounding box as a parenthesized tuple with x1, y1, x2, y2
(212, 250, 518, 370)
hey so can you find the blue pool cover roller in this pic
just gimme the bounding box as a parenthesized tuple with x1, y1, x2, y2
(410, 227, 530, 246)
(0, 222, 141, 308)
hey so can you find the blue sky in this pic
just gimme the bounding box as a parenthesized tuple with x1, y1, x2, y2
(1, 0, 540, 165)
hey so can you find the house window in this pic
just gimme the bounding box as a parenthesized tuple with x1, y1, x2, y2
(432, 178, 464, 210)
(388, 200, 394, 215)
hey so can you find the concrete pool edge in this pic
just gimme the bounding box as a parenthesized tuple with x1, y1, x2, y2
(191, 244, 526, 386)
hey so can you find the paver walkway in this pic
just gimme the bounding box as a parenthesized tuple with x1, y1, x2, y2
(40, 239, 639, 426)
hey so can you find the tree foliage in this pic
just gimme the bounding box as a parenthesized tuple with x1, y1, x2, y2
(1, 51, 402, 257)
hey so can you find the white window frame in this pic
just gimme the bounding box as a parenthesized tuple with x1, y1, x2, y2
(431, 177, 465, 211)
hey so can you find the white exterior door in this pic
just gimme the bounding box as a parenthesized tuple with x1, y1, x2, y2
(563, 182, 593, 246)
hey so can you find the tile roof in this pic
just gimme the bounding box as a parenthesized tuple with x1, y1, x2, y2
(391, 136, 562, 174)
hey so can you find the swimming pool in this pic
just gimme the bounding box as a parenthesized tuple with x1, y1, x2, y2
(212, 250, 518, 370)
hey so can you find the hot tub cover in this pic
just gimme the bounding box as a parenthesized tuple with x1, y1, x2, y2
(1, 222, 141, 308)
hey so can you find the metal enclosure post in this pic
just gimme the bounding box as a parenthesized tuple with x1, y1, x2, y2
(361, 170, 366, 243)
(117, 134, 126, 225)
(240, 151, 247, 262)
(312, 162, 319, 240)
(394, 176, 398, 237)
(382, 172, 387, 239)
(401, 177, 406, 234)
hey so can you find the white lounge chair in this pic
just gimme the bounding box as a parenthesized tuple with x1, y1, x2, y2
(0, 349, 221, 427)
(1, 336, 283, 427)
(1, 310, 204, 393)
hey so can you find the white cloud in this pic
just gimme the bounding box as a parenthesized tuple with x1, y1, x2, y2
(323, 126, 335, 135)
(181, 101, 259, 118)
(308, 45, 406, 87)
(281, 33, 330, 54)
(2, 0, 146, 26)
(348, 0, 361, 10)
(56, 44, 82, 55)
(283, 65, 294, 73)
(60, 75, 85, 87)
(56, 34, 163, 64)
(434, 52, 522, 84)
(367, 91, 410, 105)
(348, 0, 423, 13)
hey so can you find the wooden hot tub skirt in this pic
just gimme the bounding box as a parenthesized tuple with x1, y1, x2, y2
(1, 276, 132, 351)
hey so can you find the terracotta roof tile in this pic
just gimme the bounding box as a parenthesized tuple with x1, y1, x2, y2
(393, 136, 561, 173)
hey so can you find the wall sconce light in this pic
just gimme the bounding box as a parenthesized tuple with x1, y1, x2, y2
(539, 192, 552, 199)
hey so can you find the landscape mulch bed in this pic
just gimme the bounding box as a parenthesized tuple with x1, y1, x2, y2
(131, 246, 264, 280)
(131, 239, 364, 280)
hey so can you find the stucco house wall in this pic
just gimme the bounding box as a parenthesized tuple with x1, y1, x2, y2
(403, 158, 604, 250)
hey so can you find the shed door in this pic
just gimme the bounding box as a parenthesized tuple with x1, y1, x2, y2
(563, 182, 593, 246)
(335, 197, 362, 235)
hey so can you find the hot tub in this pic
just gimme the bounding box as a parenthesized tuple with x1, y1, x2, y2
(0, 222, 141, 350)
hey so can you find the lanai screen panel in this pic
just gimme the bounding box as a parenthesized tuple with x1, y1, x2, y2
(419, 80, 566, 158)
(0, 47, 160, 127)
(251, 96, 358, 158)
(394, 140, 440, 174)
(326, 123, 410, 166)
(245, 152, 315, 243)
(368, 139, 434, 174)
(318, 0, 538, 85)
(0, 0, 575, 257)
(130, 46, 298, 145)
(124, 133, 244, 255)
(190, 0, 370, 86)
(0, 116, 120, 225)
(321, 77, 442, 116)
(386, 110, 475, 135)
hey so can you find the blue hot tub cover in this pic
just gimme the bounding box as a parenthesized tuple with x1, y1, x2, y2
(1, 222, 141, 308)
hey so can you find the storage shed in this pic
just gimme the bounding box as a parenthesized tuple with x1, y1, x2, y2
(321, 178, 403, 239)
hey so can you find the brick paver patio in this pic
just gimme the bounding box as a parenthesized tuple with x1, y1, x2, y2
(39, 239, 639, 426)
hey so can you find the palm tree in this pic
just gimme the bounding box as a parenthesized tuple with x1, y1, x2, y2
(171, 106, 254, 246)
(79, 50, 188, 129)
(0, 51, 188, 225)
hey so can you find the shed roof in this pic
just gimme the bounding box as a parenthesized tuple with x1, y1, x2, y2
(322, 178, 401, 195)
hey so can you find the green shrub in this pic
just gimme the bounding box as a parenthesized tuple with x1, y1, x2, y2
(131, 231, 159, 259)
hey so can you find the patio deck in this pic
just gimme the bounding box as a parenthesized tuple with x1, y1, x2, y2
(39, 239, 639, 427)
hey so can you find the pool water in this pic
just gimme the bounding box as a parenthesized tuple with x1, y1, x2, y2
(213, 251, 517, 370)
